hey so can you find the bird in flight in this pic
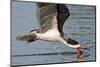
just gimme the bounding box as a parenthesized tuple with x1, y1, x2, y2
(16, 3, 85, 57)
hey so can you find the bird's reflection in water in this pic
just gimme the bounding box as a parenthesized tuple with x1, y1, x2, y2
(76, 49, 84, 61)
(63, 50, 90, 62)
(76, 53, 84, 61)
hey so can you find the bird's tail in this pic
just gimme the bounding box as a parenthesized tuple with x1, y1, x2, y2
(16, 33, 36, 42)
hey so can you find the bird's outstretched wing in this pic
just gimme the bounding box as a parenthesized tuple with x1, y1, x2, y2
(37, 3, 58, 33)
(37, 3, 70, 34)
(57, 4, 70, 36)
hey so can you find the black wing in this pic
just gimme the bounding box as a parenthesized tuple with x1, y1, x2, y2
(57, 4, 70, 36)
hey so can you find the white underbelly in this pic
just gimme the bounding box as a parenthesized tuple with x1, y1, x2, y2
(36, 28, 61, 42)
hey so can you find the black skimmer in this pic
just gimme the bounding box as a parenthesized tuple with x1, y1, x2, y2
(16, 3, 85, 57)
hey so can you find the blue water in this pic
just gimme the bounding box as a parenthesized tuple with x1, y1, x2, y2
(11, 1, 96, 66)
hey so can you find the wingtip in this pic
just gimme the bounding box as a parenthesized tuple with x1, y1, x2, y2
(16, 35, 23, 40)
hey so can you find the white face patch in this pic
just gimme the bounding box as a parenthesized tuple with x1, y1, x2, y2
(67, 44, 81, 48)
